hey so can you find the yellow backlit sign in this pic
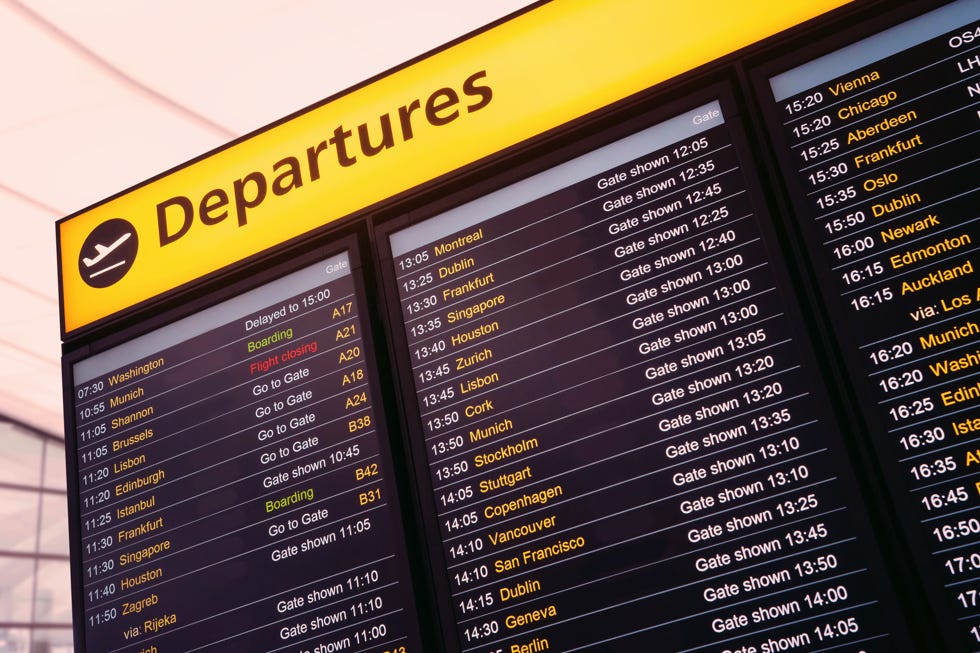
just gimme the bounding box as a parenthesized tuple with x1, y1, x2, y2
(58, 0, 849, 333)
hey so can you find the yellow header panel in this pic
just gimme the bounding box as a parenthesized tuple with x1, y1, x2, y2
(58, 0, 847, 333)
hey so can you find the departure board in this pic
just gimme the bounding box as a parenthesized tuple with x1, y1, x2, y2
(381, 99, 914, 652)
(759, 0, 980, 648)
(68, 252, 422, 653)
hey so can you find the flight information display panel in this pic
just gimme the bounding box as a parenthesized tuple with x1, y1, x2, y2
(381, 98, 913, 652)
(758, 0, 980, 649)
(69, 252, 422, 653)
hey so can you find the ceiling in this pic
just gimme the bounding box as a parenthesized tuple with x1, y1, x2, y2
(0, 0, 534, 436)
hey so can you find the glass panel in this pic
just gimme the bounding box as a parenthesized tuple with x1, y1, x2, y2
(0, 627, 30, 653)
(33, 561, 71, 625)
(0, 423, 42, 488)
(0, 488, 38, 553)
(37, 495, 68, 557)
(0, 556, 35, 622)
(32, 628, 73, 653)
(42, 441, 66, 492)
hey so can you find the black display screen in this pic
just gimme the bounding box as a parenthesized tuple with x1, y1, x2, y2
(756, 0, 980, 648)
(380, 97, 913, 652)
(68, 251, 422, 653)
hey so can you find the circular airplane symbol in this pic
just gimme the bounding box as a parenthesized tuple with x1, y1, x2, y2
(78, 219, 139, 288)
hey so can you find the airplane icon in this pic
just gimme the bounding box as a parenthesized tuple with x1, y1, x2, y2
(82, 233, 132, 268)
(78, 219, 138, 288)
